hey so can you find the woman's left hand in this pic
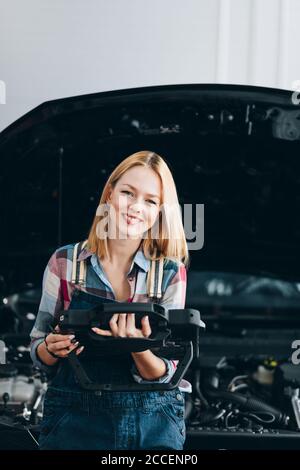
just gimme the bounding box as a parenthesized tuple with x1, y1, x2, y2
(91, 314, 151, 338)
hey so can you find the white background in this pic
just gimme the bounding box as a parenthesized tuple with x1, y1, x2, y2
(0, 0, 299, 132)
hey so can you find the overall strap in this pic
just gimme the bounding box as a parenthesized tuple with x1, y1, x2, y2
(71, 240, 164, 300)
(71, 239, 88, 285)
(147, 249, 164, 301)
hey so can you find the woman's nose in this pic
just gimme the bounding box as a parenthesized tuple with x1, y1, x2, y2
(129, 200, 144, 212)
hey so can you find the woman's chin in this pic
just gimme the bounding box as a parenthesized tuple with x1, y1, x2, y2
(115, 224, 145, 239)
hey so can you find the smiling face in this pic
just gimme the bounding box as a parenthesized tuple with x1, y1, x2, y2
(106, 165, 162, 239)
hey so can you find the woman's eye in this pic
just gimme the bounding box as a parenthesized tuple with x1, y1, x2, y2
(121, 191, 157, 205)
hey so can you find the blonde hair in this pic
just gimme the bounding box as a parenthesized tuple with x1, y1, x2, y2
(87, 150, 189, 268)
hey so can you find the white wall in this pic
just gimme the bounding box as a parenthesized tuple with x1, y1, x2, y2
(0, 0, 299, 132)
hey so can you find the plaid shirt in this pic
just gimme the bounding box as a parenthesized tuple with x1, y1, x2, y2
(30, 242, 192, 393)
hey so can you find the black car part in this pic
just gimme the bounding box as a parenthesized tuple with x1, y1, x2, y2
(57, 302, 205, 391)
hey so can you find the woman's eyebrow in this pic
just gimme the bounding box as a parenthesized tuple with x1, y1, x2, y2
(121, 183, 160, 199)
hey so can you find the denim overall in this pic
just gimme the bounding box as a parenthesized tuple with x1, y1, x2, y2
(38, 246, 186, 450)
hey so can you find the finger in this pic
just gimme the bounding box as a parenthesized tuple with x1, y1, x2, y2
(117, 313, 127, 337)
(141, 315, 151, 337)
(67, 341, 80, 352)
(52, 339, 76, 351)
(126, 313, 137, 337)
(109, 314, 119, 336)
(75, 346, 85, 355)
(48, 334, 75, 343)
(54, 325, 61, 333)
(126, 313, 135, 327)
(58, 342, 80, 357)
(109, 314, 119, 324)
(91, 327, 112, 336)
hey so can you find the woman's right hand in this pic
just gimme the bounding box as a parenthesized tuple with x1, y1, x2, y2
(45, 327, 84, 358)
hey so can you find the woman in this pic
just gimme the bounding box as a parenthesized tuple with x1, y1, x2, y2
(30, 150, 191, 450)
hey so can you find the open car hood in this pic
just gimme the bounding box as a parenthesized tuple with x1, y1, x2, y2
(1, 84, 300, 291)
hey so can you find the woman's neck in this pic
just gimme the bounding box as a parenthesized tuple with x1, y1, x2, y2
(104, 238, 142, 272)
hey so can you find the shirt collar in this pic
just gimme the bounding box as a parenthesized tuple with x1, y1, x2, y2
(77, 243, 150, 273)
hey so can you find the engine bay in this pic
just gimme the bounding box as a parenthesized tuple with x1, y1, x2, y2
(1, 271, 300, 449)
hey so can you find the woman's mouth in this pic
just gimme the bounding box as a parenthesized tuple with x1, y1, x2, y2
(123, 214, 143, 225)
